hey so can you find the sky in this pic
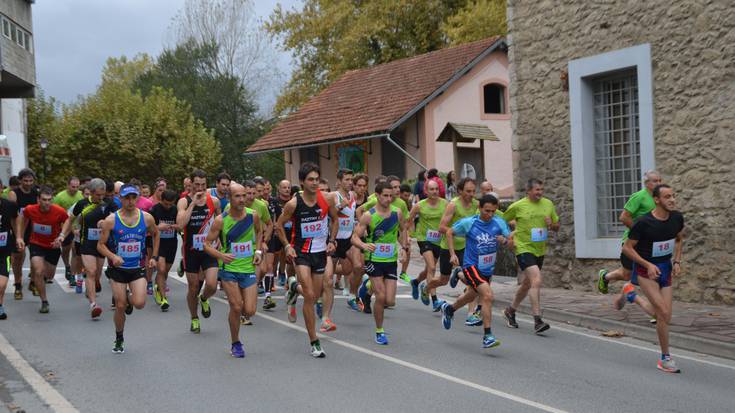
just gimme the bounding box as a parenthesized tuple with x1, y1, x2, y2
(32, 0, 301, 114)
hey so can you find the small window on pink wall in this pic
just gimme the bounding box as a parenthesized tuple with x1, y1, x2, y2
(483, 83, 506, 114)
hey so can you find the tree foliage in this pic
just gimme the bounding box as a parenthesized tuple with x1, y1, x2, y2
(442, 0, 507, 45)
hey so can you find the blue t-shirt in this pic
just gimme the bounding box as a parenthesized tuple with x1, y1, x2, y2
(452, 214, 510, 276)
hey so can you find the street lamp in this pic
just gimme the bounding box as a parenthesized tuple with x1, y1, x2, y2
(39, 138, 48, 183)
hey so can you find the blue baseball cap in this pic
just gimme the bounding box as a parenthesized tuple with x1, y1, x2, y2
(120, 184, 140, 197)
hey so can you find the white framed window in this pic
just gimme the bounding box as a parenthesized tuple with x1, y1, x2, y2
(568, 44, 655, 258)
(24, 32, 30, 52)
(2, 18, 9, 38)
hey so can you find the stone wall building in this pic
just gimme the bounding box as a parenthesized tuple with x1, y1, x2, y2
(507, 1, 734, 304)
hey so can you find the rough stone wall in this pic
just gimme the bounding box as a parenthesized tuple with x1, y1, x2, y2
(507, 0, 735, 304)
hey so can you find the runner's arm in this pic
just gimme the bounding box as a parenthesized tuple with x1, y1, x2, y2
(253, 211, 263, 265)
(407, 203, 420, 234)
(275, 198, 296, 248)
(438, 202, 456, 234)
(327, 193, 340, 244)
(351, 212, 374, 252)
(672, 229, 684, 276)
(97, 214, 122, 267)
(398, 210, 409, 251)
(176, 197, 194, 229)
(144, 212, 160, 263)
(203, 216, 225, 260)
(15, 214, 27, 248)
(619, 210, 634, 229)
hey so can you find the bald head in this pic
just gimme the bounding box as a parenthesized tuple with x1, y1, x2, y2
(229, 182, 250, 212)
(278, 179, 292, 198)
(480, 181, 493, 195)
(425, 179, 439, 198)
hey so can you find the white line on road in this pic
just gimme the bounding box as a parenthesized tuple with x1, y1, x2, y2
(0, 332, 78, 412)
(170, 276, 568, 413)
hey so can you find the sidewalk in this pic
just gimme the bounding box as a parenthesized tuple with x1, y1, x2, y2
(404, 251, 735, 360)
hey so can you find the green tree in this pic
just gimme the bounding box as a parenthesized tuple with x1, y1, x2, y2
(442, 0, 507, 45)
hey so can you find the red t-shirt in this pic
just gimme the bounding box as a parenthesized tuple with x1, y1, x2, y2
(23, 204, 68, 248)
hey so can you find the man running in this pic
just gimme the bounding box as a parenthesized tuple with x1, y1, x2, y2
(422, 178, 478, 311)
(249, 178, 273, 308)
(266, 179, 291, 289)
(177, 169, 221, 333)
(97, 184, 159, 354)
(275, 162, 338, 357)
(502, 179, 559, 334)
(209, 172, 231, 211)
(16, 186, 70, 314)
(7, 168, 39, 299)
(352, 181, 409, 345)
(204, 182, 263, 358)
(62, 178, 117, 318)
(440, 194, 511, 349)
(408, 179, 446, 304)
(0, 191, 18, 319)
(618, 184, 684, 373)
(53, 176, 83, 284)
(150, 189, 179, 311)
(598, 170, 662, 294)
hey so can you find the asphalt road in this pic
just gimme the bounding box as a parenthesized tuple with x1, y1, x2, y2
(1, 264, 734, 413)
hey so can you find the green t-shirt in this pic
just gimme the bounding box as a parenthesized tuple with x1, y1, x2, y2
(365, 205, 400, 263)
(503, 197, 559, 257)
(621, 188, 655, 243)
(415, 198, 447, 245)
(362, 196, 408, 221)
(440, 197, 479, 250)
(1, 188, 11, 199)
(53, 190, 84, 211)
(228, 199, 271, 224)
(219, 208, 256, 273)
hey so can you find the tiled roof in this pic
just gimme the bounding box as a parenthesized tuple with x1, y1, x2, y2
(437, 122, 499, 143)
(247, 36, 504, 153)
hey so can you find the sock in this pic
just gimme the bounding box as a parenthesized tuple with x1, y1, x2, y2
(431, 294, 438, 303)
(116, 330, 124, 341)
(14, 283, 20, 289)
(661, 353, 670, 360)
(349, 294, 356, 300)
(42, 300, 49, 305)
(232, 341, 241, 346)
(264, 274, 273, 296)
(484, 327, 492, 335)
(508, 306, 516, 314)
(445, 304, 455, 317)
(475, 305, 482, 312)
(534, 315, 543, 323)
(310, 339, 319, 346)
(376, 327, 385, 334)
(411, 278, 418, 286)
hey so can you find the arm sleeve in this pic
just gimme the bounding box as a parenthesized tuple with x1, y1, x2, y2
(503, 201, 518, 222)
(623, 192, 640, 214)
(451, 217, 473, 237)
(628, 219, 645, 241)
(494, 216, 511, 237)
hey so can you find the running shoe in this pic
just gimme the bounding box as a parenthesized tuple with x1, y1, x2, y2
(362, 295, 372, 314)
(39, 302, 49, 314)
(263, 296, 276, 310)
(160, 298, 170, 312)
(347, 297, 362, 312)
(278, 272, 286, 286)
(650, 316, 657, 325)
(320, 318, 337, 332)
(358, 278, 370, 305)
(14, 286, 22, 300)
(65, 267, 72, 283)
(310, 341, 326, 358)
(342, 287, 350, 297)
(153, 284, 162, 305)
(503, 307, 518, 328)
(286, 276, 299, 305)
(45, 278, 53, 284)
(125, 301, 134, 315)
(240, 316, 252, 325)
(657, 356, 681, 373)
(615, 282, 636, 310)
(176, 261, 184, 277)
(450, 267, 462, 289)
(75, 277, 83, 294)
(257, 285, 265, 295)
(440, 302, 453, 330)
(0, 309, 6, 320)
(315, 299, 323, 319)
(432, 299, 445, 312)
(534, 319, 550, 334)
(419, 282, 430, 306)
(91, 304, 102, 319)
(399, 272, 411, 284)
(287, 304, 297, 323)
(112, 339, 124, 354)
(482, 334, 500, 349)
(29, 281, 39, 296)
(95, 279, 101, 293)
(597, 269, 609, 294)
(190, 318, 201, 333)
(465, 312, 482, 326)
(231, 342, 245, 358)
(410, 279, 419, 300)
(199, 294, 211, 318)
(375, 332, 389, 345)
(146, 282, 153, 296)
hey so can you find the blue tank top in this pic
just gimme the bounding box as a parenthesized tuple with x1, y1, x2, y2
(112, 209, 147, 269)
(210, 188, 229, 211)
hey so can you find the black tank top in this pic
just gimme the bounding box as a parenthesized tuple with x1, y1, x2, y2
(184, 195, 214, 250)
(291, 191, 329, 254)
(14, 186, 39, 213)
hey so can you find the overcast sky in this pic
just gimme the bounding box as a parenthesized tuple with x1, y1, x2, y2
(33, 0, 301, 114)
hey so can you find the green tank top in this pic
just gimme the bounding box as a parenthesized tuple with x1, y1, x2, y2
(440, 197, 479, 250)
(219, 208, 256, 274)
(415, 198, 447, 245)
(365, 206, 399, 263)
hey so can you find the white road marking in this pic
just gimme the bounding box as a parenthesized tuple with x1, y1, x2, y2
(170, 276, 568, 413)
(0, 332, 79, 412)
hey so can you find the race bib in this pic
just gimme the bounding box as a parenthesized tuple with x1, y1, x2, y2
(652, 238, 675, 258)
(19, 207, 24, 217)
(232, 241, 253, 258)
(192, 234, 207, 251)
(160, 229, 176, 239)
(0, 231, 7, 247)
(337, 217, 354, 238)
(33, 223, 52, 235)
(531, 227, 548, 242)
(478, 253, 497, 272)
(426, 229, 441, 243)
(300, 219, 327, 239)
(284, 220, 293, 230)
(117, 241, 141, 258)
(88, 228, 101, 241)
(373, 243, 395, 259)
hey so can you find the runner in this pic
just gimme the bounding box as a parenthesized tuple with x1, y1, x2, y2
(618, 184, 684, 373)
(502, 178, 559, 334)
(266, 179, 291, 289)
(204, 182, 263, 358)
(176, 169, 221, 333)
(97, 184, 159, 354)
(140, 185, 151, 199)
(347, 173, 370, 311)
(53, 176, 83, 284)
(150, 189, 179, 311)
(16, 186, 70, 314)
(422, 178, 478, 311)
(440, 194, 512, 350)
(352, 181, 409, 345)
(407, 180, 446, 305)
(148, 178, 167, 205)
(598, 170, 662, 294)
(70, 185, 91, 293)
(249, 178, 273, 311)
(275, 162, 338, 358)
(0, 193, 18, 319)
(1, 176, 19, 199)
(129, 179, 155, 295)
(7, 168, 39, 300)
(209, 172, 231, 211)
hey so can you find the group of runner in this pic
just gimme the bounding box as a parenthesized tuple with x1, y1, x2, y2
(0, 165, 684, 373)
